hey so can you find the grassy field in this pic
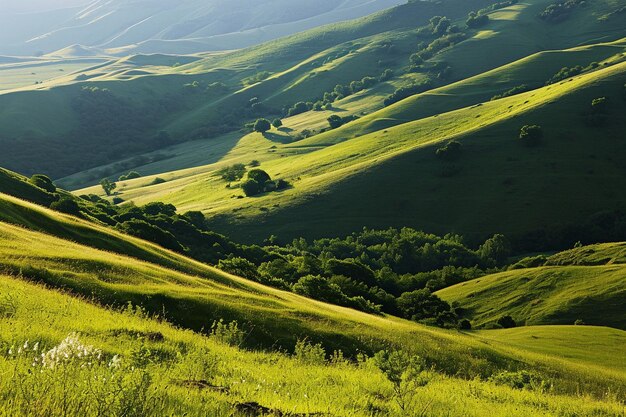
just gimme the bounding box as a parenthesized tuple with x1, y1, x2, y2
(74, 56, 626, 244)
(436, 264, 626, 329)
(2, 275, 625, 416)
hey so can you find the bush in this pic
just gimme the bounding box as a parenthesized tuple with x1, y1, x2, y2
(112, 197, 125, 205)
(489, 370, 547, 391)
(272, 118, 283, 128)
(248, 169, 271, 184)
(241, 179, 262, 197)
(217, 164, 246, 181)
(519, 125, 543, 146)
(210, 319, 245, 347)
(50, 198, 81, 216)
(435, 141, 462, 160)
(287, 101, 310, 117)
(466, 12, 489, 28)
(149, 177, 166, 186)
(459, 319, 472, 330)
(119, 171, 141, 181)
(497, 315, 517, 328)
(253, 118, 271, 133)
(29, 174, 56, 193)
(327, 114, 344, 129)
(293, 339, 326, 364)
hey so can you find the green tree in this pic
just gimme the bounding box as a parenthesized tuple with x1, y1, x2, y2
(479, 234, 511, 265)
(519, 125, 543, 146)
(327, 115, 344, 129)
(272, 118, 283, 128)
(50, 197, 80, 216)
(100, 178, 117, 196)
(29, 174, 56, 193)
(248, 169, 271, 184)
(497, 315, 517, 328)
(241, 179, 262, 196)
(253, 118, 272, 133)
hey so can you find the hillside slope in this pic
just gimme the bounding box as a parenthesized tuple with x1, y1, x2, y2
(79, 57, 626, 246)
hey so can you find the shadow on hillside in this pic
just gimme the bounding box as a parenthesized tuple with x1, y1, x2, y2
(262, 132, 293, 144)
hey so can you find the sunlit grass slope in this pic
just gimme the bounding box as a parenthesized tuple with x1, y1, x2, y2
(1, 191, 625, 397)
(80, 58, 626, 243)
(2, 276, 625, 416)
(437, 242, 626, 329)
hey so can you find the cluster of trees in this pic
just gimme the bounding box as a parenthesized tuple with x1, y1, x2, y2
(466, 11, 489, 28)
(217, 164, 247, 182)
(491, 84, 530, 101)
(118, 171, 141, 181)
(384, 80, 433, 106)
(241, 169, 290, 197)
(539, 0, 584, 23)
(327, 114, 358, 129)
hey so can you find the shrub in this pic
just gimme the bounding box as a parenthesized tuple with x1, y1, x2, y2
(50, 198, 81, 216)
(435, 140, 462, 160)
(519, 125, 543, 146)
(241, 179, 262, 196)
(287, 101, 310, 117)
(217, 257, 261, 281)
(112, 197, 125, 205)
(293, 339, 326, 365)
(272, 118, 283, 128)
(253, 118, 271, 133)
(491, 84, 530, 100)
(459, 319, 472, 330)
(327, 114, 344, 129)
(466, 12, 489, 28)
(217, 164, 246, 181)
(497, 315, 517, 328)
(29, 174, 56, 193)
(210, 319, 245, 347)
(489, 370, 548, 391)
(149, 177, 166, 186)
(574, 319, 585, 325)
(119, 171, 141, 181)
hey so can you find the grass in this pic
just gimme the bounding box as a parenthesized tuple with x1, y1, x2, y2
(0, 191, 625, 399)
(2, 275, 625, 416)
(75, 56, 626, 244)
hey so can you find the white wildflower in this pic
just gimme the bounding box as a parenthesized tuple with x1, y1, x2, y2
(41, 333, 102, 369)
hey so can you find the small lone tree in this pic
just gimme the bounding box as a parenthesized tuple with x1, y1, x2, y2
(100, 178, 117, 196)
(272, 118, 283, 128)
(519, 125, 543, 146)
(327, 115, 344, 129)
(29, 174, 56, 193)
(253, 118, 272, 133)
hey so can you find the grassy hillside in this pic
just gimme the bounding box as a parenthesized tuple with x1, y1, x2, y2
(437, 242, 626, 329)
(437, 264, 626, 329)
(2, 275, 625, 416)
(76, 55, 626, 246)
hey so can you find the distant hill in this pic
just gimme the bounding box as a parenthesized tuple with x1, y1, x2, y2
(0, 0, 405, 56)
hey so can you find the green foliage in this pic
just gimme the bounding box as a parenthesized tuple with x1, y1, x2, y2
(540, 0, 584, 23)
(491, 84, 530, 100)
(497, 315, 517, 328)
(253, 118, 272, 133)
(519, 125, 543, 146)
(435, 140, 462, 160)
(272, 118, 283, 128)
(479, 234, 511, 265)
(327, 114, 344, 129)
(29, 174, 56, 193)
(100, 178, 117, 196)
(466, 12, 489, 28)
(119, 171, 141, 181)
(287, 101, 311, 117)
(293, 339, 326, 364)
(384, 80, 432, 106)
(459, 319, 472, 330)
(217, 164, 247, 182)
(372, 350, 429, 413)
(217, 257, 261, 281)
(397, 289, 456, 325)
(50, 198, 81, 216)
(490, 370, 548, 391)
(210, 319, 245, 347)
(241, 179, 262, 197)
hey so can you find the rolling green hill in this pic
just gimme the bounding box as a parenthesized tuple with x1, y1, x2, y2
(0, 183, 626, 403)
(436, 242, 626, 329)
(75, 55, 626, 247)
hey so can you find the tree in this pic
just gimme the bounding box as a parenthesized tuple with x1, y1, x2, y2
(241, 179, 262, 197)
(248, 169, 271, 184)
(327, 115, 344, 129)
(497, 315, 516, 328)
(272, 118, 283, 128)
(397, 289, 453, 322)
(253, 118, 271, 133)
(100, 178, 117, 196)
(29, 174, 56, 193)
(519, 125, 543, 146)
(479, 234, 511, 265)
(459, 319, 472, 330)
(50, 198, 80, 216)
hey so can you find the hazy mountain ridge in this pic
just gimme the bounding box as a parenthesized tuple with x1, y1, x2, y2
(0, 0, 405, 56)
